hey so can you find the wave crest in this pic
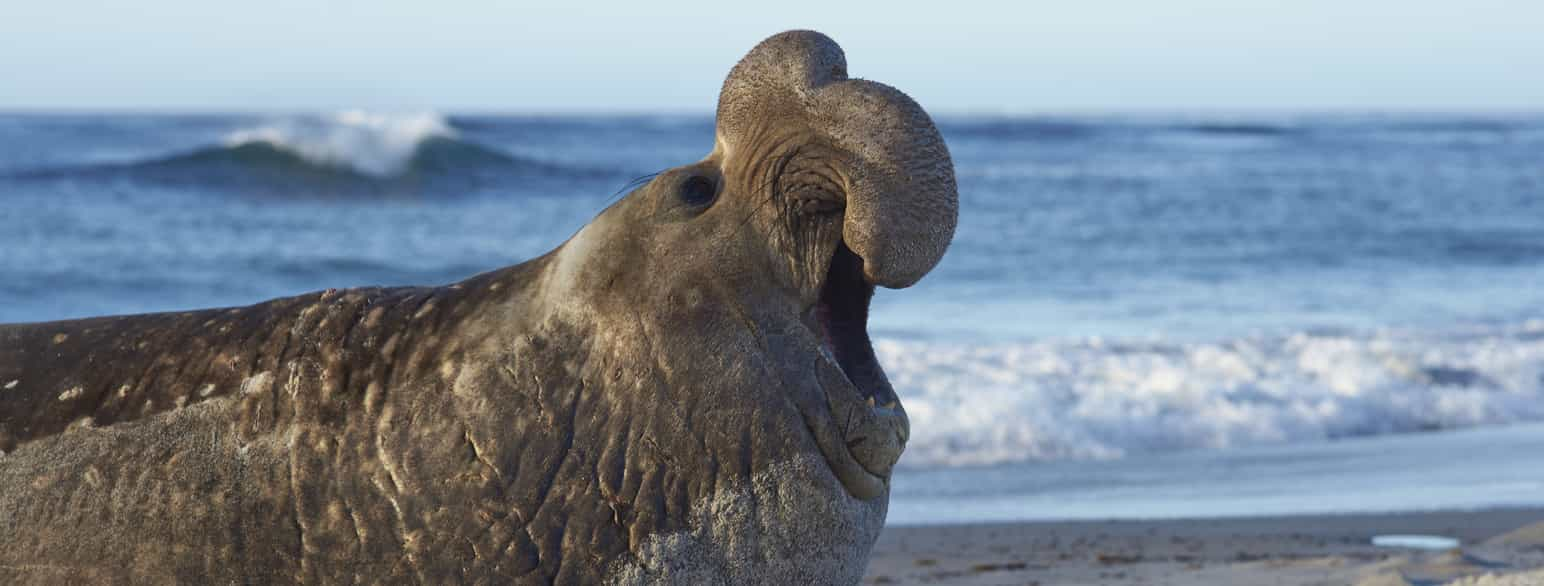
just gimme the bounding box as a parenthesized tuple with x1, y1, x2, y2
(222, 111, 458, 177)
(7, 111, 619, 196)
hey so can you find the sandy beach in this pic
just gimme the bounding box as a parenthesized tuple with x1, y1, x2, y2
(864, 508, 1544, 585)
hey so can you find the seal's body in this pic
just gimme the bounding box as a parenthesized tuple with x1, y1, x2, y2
(0, 30, 956, 584)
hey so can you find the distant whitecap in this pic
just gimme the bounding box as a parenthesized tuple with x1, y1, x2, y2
(1372, 534, 1461, 550)
(222, 111, 457, 177)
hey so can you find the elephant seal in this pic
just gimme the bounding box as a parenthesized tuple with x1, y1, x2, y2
(0, 30, 956, 584)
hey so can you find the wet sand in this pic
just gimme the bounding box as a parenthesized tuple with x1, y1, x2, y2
(864, 508, 1544, 585)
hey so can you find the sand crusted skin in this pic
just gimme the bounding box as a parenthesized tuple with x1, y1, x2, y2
(0, 30, 955, 585)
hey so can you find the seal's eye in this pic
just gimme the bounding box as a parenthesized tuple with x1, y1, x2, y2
(679, 175, 717, 207)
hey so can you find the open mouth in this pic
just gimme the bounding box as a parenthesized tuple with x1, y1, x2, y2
(798, 241, 909, 499)
(814, 244, 900, 411)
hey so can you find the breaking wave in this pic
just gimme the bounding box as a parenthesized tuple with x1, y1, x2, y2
(11, 111, 610, 196)
(884, 320, 1544, 468)
(213, 110, 476, 177)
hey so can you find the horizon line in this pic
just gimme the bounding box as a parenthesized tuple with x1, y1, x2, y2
(2, 106, 1543, 118)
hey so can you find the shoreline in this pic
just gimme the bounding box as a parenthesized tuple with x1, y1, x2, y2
(865, 507, 1544, 585)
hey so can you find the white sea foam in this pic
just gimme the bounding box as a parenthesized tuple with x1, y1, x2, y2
(223, 110, 455, 177)
(1372, 535, 1461, 550)
(881, 320, 1544, 468)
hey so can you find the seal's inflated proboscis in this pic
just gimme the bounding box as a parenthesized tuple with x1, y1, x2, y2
(0, 30, 956, 584)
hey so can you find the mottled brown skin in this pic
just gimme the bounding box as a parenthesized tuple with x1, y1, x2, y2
(0, 30, 956, 584)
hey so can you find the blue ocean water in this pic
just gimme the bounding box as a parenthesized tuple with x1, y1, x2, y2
(3, 111, 1542, 523)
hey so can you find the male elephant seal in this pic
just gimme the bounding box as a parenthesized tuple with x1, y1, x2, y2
(0, 30, 956, 584)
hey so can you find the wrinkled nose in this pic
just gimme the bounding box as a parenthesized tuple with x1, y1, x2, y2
(715, 30, 958, 289)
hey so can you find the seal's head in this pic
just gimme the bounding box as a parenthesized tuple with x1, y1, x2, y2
(541, 30, 956, 502)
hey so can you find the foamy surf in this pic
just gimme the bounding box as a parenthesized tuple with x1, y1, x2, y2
(222, 110, 456, 177)
(882, 320, 1544, 468)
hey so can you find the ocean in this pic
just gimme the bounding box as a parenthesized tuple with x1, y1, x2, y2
(3, 111, 1543, 525)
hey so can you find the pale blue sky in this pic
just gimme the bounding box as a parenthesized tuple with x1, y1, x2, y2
(2, 0, 1540, 113)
